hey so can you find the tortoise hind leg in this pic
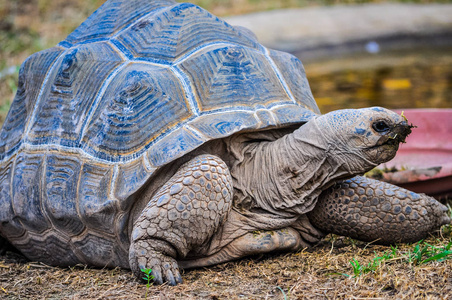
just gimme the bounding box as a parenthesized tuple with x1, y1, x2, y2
(129, 154, 233, 285)
(307, 176, 450, 244)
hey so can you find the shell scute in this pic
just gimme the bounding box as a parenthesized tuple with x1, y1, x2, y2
(78, 163, 116, 235)
(12, 151, 50, 234)
(271, 105, 318, 125)
(180, 45, 290, 112)
(0, 157, 24, 238)
(189, 111, 259, 140)
(44, 154, 84, 236)
(147, 127, 205, 167)
(0, 47, 63, 159)
(269, 49, 319, 114)
(27, 43, 124, 147)
(114, 3, 260, 63)
(82, 63, 192, 160)
(115, 157, 156, 206)
(14, 232, 80, 267)
(72, 231, 128, 268)
(61, 0, 177, 47)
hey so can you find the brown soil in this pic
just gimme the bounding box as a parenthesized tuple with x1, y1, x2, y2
(2, 233, 452, 299)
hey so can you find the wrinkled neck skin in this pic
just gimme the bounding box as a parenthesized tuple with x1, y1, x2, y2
(232, 116, 378, 220)
(197, 117, 380, 257)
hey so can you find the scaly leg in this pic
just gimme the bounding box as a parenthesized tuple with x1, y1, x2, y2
(129, 154, 233, 285)
(307, 176, 450, 244)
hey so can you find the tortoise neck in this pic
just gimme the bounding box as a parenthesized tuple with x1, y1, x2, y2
(231, 117, 353, 217)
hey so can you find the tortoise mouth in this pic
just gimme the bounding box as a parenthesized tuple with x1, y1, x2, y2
(366, 122, 414, 163)
(374, 122, 414, 148)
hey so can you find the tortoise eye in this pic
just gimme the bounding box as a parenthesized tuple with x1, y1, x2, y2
(372, 120, 390, 133)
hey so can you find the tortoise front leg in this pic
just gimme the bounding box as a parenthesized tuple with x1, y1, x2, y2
(129, 154, 233, 285)
(307, 176, 450, 244)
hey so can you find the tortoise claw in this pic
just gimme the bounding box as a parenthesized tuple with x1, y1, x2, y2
(130, 239, 183, 286)
(150, 265, 163, 285)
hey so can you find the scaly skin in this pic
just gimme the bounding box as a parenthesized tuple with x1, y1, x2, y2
(129, 154, 233, 285)
(307, 176, 450, 244)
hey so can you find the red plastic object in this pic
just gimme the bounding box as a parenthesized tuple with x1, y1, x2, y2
(379, 109, 452, 199)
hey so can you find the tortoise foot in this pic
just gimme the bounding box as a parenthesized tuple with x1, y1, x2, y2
(129, 239, 182, 286)
(129, 154, 233, 285)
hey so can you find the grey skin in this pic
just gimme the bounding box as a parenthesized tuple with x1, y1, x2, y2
(127, 107, 450, 285)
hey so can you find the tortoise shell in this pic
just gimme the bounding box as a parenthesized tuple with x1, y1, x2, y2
(0, 0, 319, 267)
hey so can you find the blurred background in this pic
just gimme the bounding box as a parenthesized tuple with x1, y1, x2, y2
(0, 0, 451, 127)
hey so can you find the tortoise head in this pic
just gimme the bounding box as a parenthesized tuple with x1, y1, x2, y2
(313, 107, 414, 174)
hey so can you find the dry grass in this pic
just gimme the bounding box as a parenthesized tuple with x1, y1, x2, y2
(2, 233, 452, 299)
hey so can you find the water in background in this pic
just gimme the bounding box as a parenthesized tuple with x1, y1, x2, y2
(302, 47, 452, 113)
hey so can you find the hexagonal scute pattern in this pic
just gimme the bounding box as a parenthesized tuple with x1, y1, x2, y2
(82, 63, 191, 160)
(114, 3, 260, 63)
(0, 47, 63, 159)
(180, 45, 291, 112)
(131, 155, 233, 258)
(61, 0, 177, 46)
(28, 43, 123, 147)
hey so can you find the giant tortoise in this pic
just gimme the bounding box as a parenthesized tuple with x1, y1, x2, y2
(0, 0, 449, 285)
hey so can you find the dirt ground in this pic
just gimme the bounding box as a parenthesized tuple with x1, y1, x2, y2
(1, 232, 452, 299)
